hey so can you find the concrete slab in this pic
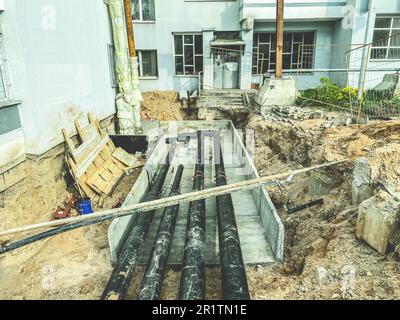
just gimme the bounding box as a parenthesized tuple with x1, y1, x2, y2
(255, 78, 297, 108)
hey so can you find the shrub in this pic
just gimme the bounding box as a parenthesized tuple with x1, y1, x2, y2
(297, 77, 358, 109)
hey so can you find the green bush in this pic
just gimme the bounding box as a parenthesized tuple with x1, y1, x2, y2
(297, 77, 358, 109)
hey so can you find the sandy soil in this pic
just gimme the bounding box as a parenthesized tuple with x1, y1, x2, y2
(0, 169, 141, 300)
(141, 91, 184, 121)
(1, 92, 400, 300)
(246, 116, 400, 300)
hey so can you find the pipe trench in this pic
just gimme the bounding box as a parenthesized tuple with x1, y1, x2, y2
(101, 145, 176, 300)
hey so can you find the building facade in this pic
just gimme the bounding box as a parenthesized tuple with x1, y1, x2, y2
(132, 0, 400, 92)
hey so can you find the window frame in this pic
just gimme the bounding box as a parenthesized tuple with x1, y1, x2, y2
(107, 44, 118, 88)
(0, 30, 10, 101)
(132, 0, 156, 23)
(371, 16, 400, 61)
(173, 33, 203, 77)
(137, 49, 159, 79)
(252, 31, 316, 75)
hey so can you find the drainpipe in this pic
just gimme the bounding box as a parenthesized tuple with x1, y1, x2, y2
(108, 0, 142, 134)
(357, 0, 376, 99)
(123, 0, 143, 133)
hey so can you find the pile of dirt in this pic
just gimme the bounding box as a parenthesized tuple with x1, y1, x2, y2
(0, 168, 141, 300)
(246, 115, 400, 300)
(141, 91, 184, 121)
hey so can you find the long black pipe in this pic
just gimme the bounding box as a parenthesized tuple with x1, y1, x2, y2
(138, 165, 184, 300)
(213, 133, 250, 300)
(0, 215, 125, 255)
(179, 131, 206, 300)
(101, 145, 176, 300)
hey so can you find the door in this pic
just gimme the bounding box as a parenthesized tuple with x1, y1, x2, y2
(213, 48, 240, 89)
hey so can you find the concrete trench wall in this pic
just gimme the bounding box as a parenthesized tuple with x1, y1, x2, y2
(108, 120, 284, 265)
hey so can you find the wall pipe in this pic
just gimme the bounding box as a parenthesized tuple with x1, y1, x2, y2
(213, 133, 250, 300)
(138, 165, 185, 300)
(101, 145, 176, 300)
(179, 131, 207, 300)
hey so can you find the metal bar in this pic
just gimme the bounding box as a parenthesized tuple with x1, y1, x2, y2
(275, 0, 284, 78)
(179, 131, 207, 300)
(123, 0, 136, 58)
(101, 145, 176, 300)
(213, 133, 250, 301)
(138, 165, 185, 300)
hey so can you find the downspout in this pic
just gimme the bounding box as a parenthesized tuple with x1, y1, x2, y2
(123, 0, 143, 133)
(357, 0, 376, 99)
(108, 0, 142, 134)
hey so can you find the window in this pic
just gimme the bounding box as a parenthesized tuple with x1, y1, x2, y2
(252, 32, 315, 74)
(0, 32, 10, 101)
(371, 17, 400, 60)
(132, 0, 155, 22)
(174, 34, 203, 76)
(137, 50, 158, 77)
(107, 45, 118, 87)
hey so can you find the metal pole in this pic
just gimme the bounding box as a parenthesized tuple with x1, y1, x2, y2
(179, 131, 207, 300)
(358, 0, 376, 99)
(276, 0, 284, 79)
(101, 146, 176, 300)
(213, 134, 250, 300)
(123, 0, 136, 58)
(138, 165, 185, 300)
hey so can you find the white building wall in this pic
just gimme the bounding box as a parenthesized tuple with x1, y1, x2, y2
(134, 0, 241, 92)
(1, 0, 116, 156)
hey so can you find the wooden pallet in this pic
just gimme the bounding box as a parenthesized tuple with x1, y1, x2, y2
(62, 113, 134, 200)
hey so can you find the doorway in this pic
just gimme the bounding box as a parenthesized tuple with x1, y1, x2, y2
(212, 47, 241, 89)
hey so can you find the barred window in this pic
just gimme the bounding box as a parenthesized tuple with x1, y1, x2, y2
(132, 0, 155, 22)
(252, 32, 315, 75)
(371, 17, 400, 60)
(174, 34, 203, 76)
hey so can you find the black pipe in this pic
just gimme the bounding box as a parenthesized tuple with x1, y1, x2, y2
(285, 198, 324, 214)
(179, 131, 206, 300)
(0, 215, 123, 255)
(213, 133, 250, 300)
(138, 165, 184, 300)
(101, 145, 176, 300)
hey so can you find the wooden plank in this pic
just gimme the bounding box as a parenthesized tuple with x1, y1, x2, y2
(0, 160, 345, 237)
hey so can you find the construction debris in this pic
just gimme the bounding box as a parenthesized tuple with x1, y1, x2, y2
(62, 113, 139, 199)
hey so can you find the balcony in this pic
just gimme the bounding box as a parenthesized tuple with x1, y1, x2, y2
(240, 0, 348, 22)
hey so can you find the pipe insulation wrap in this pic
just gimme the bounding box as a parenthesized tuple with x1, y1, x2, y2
(213, 133, 250, 300)
(179, 131, 207, 300)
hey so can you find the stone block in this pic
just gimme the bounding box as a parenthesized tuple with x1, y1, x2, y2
(356, 194, 400, 255)
(352, 157, 373, 205)
(255, 78, 297, 107)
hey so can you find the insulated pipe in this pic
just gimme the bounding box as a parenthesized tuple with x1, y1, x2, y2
(0, 215, 126, 255)
(138, 165, 185, 300)
(213, 133, 250, 300)
(179, 131, 206, 300)
(101, 145, 176, 300)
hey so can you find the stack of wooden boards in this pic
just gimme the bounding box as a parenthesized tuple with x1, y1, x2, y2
(62, 113, 141, 201)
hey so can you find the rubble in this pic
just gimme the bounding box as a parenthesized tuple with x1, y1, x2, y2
(356, 192, 400, 255)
